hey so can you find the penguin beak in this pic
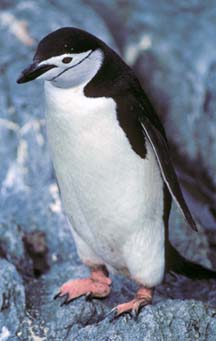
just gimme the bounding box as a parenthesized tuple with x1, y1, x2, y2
(17, 62, 57, 84)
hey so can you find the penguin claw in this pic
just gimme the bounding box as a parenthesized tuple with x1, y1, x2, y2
(107, 306, 137, 321)
(85, 291, 92, 301)
(106, 307, 118, 322)
(131, 307, 139, 320)
(53, 292, 61, 300)
(60, 294, 69, 306)
(107, 287, 152, 319)
(106, 307, 135, 322)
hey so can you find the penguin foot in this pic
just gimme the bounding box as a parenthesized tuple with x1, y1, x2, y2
(110, 287, 152, 319)
(54, 266, 112, 304)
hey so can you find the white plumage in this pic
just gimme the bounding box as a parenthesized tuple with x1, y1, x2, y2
(45, 63, 165, 287)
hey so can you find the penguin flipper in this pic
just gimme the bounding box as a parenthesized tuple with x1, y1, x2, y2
(139, 115, 197, 231)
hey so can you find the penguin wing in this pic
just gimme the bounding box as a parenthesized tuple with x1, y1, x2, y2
(138, 113, 197, 231)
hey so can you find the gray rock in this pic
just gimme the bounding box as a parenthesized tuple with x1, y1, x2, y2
(0, 259, 25, 340)
(0, 0, 216, 340)
(72, 300, 216, 341)
(15, 262, 216, 340)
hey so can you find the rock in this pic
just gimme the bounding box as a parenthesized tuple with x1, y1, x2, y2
(72, 300, 216, 341)
(23, 231, 49, 277)
(15, 262, 216, 340)
(0, 0, 216, 340)
(0, 259, 25, 339)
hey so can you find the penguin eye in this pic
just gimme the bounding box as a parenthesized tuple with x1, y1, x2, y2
(62, 57, 73, 64)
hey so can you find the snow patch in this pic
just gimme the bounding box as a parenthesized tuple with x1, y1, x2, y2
(0, 327, 10, 341)
(0, 12, 34, 45)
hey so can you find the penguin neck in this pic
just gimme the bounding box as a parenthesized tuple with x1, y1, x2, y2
(44, 81, 85, 116)
(45, 80, 85, 95)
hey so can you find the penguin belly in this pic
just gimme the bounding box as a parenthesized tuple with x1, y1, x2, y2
(45, 83, 165, 287)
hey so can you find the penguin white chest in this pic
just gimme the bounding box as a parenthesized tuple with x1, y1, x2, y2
(45, 82, 165, 287)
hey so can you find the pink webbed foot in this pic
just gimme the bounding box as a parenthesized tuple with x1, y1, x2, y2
(111, 287, 153, 318)
(54, 266, 112, 305)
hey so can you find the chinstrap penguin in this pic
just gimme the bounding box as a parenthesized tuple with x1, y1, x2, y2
(17, 27, 216, 317)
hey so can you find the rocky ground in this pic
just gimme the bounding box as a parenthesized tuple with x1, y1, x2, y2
(0, 0, 216, 340)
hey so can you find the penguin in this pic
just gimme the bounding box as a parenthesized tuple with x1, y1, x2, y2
(17, 27, 216, 317)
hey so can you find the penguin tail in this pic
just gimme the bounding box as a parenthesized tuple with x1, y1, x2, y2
(166, 242, 216, 279)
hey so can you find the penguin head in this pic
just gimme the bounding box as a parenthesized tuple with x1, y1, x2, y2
(17, 27, 105, 88)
